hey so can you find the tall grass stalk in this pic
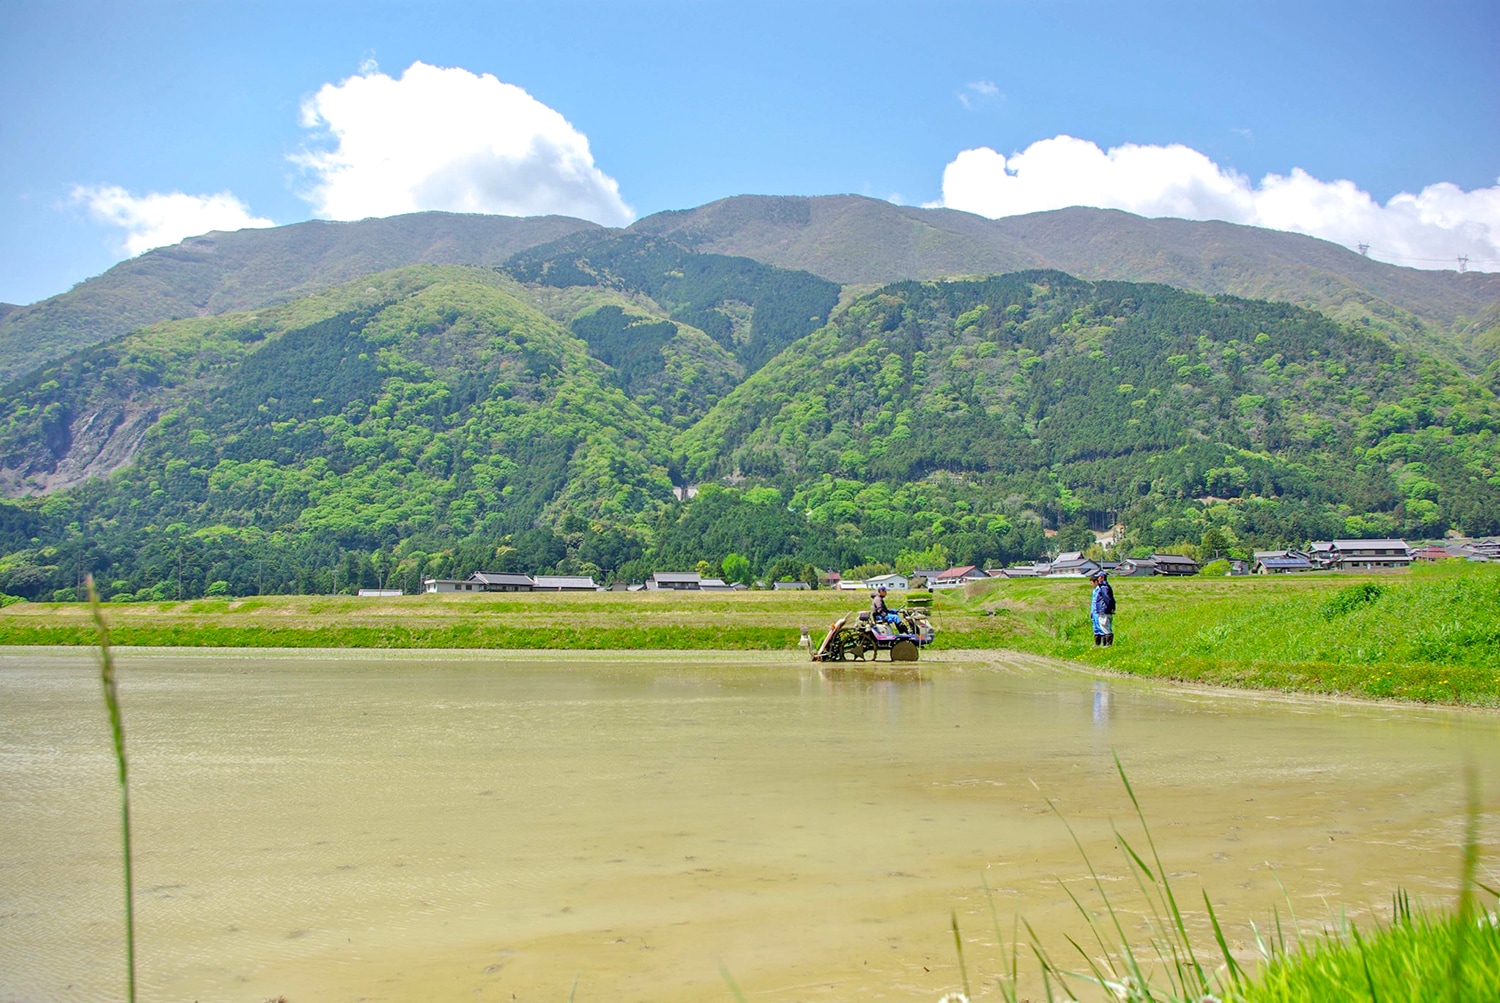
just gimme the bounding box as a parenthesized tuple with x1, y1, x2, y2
(952, 758, 1498, 1003)
(87, 574, 135, 1003)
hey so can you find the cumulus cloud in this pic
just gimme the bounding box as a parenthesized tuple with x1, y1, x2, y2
(935, 135, 1500, 271)
(293, 61, 634, 226)
(73, 185, 274, 255)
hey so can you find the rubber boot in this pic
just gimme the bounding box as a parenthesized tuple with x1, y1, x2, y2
(1105, 633, 1114, 647)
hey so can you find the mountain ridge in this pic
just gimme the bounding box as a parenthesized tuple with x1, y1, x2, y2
(4, 197, 1497, 384)
(0, 211, 601, 384)
(632, 195, 1500, 374)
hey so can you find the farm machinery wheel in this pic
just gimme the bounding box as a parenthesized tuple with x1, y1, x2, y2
(889, 639, 920, 661)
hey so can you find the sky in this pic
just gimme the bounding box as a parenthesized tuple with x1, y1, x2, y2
(2, 0, 1498, 306)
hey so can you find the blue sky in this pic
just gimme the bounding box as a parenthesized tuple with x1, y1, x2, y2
(3, 0, 1498, 305)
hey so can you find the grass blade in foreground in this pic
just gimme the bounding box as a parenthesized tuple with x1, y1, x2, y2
(974, 760, 1499, 1003)
(87, 574, 135, 1003)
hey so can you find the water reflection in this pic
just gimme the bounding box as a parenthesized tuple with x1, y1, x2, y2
(1093, 680, 1114, 726)
(1, 649, 1495, 1003)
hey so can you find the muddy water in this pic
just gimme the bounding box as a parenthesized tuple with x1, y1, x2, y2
(1, 649, 1496, 1003)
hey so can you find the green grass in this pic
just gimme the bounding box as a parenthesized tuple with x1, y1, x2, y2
(1234, 909, 1500, 1003)
(956, 562, 1500, 706)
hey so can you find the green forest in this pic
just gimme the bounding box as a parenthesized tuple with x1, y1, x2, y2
(0, 243, 1495, 602)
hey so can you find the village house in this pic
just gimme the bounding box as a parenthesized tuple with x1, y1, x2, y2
(1116, 558, 1157, 577)
(863, 572, 910, 591)
(469, 572, 536, 591)
(648, 571, 702, 591)
(929, 565, 990, 589)
(531, 575, 599, 591)
(1150, 554, 1200, 576)
(1253, 550, 1315, 574)
(1326, 539, 1412, 570)
(1048, 551, 1101, 577)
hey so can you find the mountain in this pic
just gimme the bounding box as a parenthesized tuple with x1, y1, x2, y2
(632, 195, 1500, 376)
(5, 197, 1497, 386)
(0, 255, 1494, 601)
(0, 211, 599, 384)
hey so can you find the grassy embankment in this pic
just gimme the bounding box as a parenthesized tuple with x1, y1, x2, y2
(959, 560, 1500, 706)
(1, 561, 1496, 704)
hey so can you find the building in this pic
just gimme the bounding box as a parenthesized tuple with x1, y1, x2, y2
(864, 573, 910, 591)
(1048, 551, 1101, 578)
(531, 575, 599, 591)
(1151, 554, 1200, 576)
(911, 569, 945, 588)
(772, 581, 810, 590)
(648, 571, 702, 591)
(1253, 550, 1315, 574)
(1329, 539, 1411, 570)
(356, 588, 403, 597)
(1117, 559, 1157, 577)
(1468, 539, 1500, 559)
(699, 578, 736, 591)
(930, 565, 990, 589)
(468, 572, 536, 592)
(1307, 542, 1339, 569)
(425, 578, 481, 593)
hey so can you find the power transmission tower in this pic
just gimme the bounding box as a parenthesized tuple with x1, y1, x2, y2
(1457, 255, 1469, 273)
(1357, 243, 1370, 257)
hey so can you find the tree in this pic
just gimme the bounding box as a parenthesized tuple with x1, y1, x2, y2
(1200, 527, 1231, 561)
(722, 552, 752, 585)
(1054, 520, 1095, 554)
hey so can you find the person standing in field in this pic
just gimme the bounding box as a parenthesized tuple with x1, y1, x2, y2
(1091, 572, 1116, 646)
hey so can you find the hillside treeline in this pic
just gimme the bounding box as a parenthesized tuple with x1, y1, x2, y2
(0, 260, 1494, 601)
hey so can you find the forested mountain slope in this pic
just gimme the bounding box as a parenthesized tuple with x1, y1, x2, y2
(8, 198, 1497, 388)
(0, 260, 1494, 601)
(0, 212, 599, 383)
(677, 272, 1500, 560)
(633, 195, 1500, 375)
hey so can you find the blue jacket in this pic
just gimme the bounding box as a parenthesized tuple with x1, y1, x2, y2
(1091, 583, 1113, 616)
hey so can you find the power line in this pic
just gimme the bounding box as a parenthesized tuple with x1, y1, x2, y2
(1349, 245, 1499, 267)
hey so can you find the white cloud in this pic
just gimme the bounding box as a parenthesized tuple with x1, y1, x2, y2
(74, 185, 274, 256)
(293, 61, 634, 226)
(935, 135, 1500, 271)
(957, 80, 1002, 110)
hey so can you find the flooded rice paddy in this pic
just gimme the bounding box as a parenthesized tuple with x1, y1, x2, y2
(1, 648, 1497, 1002)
